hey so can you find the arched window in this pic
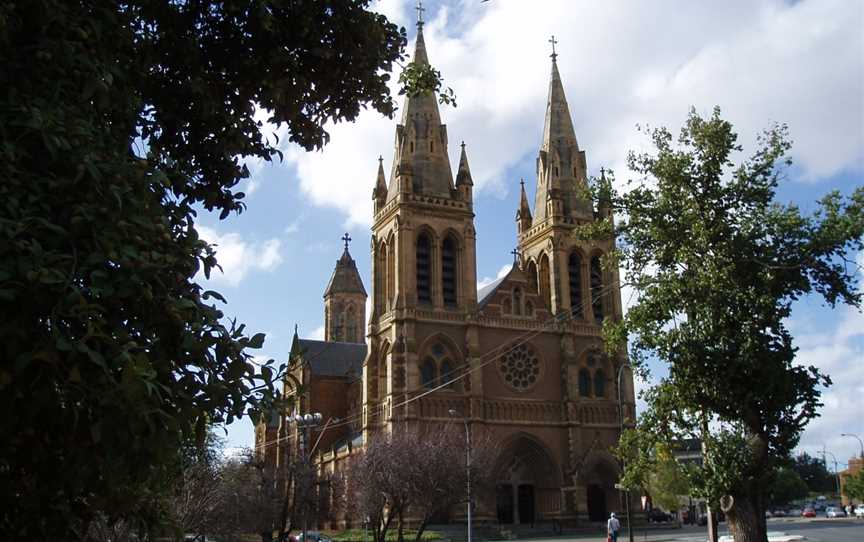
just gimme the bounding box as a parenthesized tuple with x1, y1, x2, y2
(386, 239, 395, 310)
(578, 369, 592, 397)
(513, 287, 523, 316)
(440, 359, 454, 389)
(538, 253, 551, 310)
(526, 261, 538, 292)
(568, 252, 583, 318)
(346, 305, 357, 342)
(421, 359, 436, 389)
(442, 235, 457, 306)
(590, 255, 604, 322)
(594, 370, 606, 398)
(417, 232, 432, 304)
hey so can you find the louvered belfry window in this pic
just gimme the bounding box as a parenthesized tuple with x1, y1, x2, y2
(590, 255, 604, 322)
(568, 252, 582, 317)
(417, 233, 432, 303)
(442, 236, 457, 306)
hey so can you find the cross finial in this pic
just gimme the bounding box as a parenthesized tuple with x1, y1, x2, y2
(600, 166, 606, 177)
(461, 140, 466, 151)
(416, 0, 425, 27)
(511, 247, 521, 264)
(520, 178, 525, 188)
(378, 155, 383, 164)
(341, 232, 352, 250)
(549, 35, 558, 61)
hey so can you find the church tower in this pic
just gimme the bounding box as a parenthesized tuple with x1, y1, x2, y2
(363, 16, 479, 435)
(517, 45, 621, 324)
(323, 234, 367, 343)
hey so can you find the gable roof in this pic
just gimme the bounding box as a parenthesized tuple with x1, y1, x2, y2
(297, 338, 366, 379)
(477, 266, 515, 307)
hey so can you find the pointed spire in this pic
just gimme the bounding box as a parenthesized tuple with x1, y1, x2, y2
(532, 39, 593, 224)
(324, 235, 367, 298)
(518, 178, 532, 219)
(373, 155, 387, 199)
(541, 50, 579, 154)
(386, 16, 454, 201)
(455, 141, 473, 187)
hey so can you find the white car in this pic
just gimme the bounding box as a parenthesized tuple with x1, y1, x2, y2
(855, 505, 864, 518)
(825, 506, 845, 518)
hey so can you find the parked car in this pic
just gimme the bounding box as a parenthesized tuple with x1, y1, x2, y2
(771, 509, 787, 517)
(801, 507, 816, 518)
(825, 506, 846, 518)
(647, 509, 674, 522)
(855, 505, 864, 518)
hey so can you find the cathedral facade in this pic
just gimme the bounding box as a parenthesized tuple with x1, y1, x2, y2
(256, 22, 636, 528)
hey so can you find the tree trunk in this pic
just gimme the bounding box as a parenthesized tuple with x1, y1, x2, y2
(413, 516, 430, 542)
(725, 490, 767, 542)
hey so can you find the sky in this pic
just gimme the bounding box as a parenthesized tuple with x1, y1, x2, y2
(197, 0, 864, 469)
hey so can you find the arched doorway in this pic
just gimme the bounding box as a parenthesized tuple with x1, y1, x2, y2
(582, 454, 619, 523)
(494, 435, 559, 525)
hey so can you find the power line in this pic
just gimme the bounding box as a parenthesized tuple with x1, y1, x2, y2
(255, 278, 626, 452)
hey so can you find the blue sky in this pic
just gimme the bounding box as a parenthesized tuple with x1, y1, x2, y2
(197, 0, 864, 466)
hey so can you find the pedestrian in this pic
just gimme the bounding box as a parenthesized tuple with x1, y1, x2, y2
(607, 512, 621, 542)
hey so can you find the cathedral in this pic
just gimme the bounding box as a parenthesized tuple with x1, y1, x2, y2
(256, 19, 636, 528)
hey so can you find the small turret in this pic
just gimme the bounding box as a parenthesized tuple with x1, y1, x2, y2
(516, 178, 532, 234)
(373, 156, 388, 214)
(323, 234, 367, 343)
(455, 141, 473, 202)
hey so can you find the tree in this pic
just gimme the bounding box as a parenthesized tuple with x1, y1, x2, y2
(0, 1, 420, 538)
(346, 426, 497, 542)
(787, 452, 834, 493)
(768, 467, 809, 507)
(598, 108, 864, 542)
(844, 469, 864, 502)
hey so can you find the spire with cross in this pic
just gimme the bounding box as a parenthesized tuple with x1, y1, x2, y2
(549, 35, 558, 61)
(416, 0, 425, 27)
(341, 232, 352, 251)
(511, 247, 521, 264)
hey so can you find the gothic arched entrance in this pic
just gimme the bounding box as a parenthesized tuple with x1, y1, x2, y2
(581, 454, 619, 523)
(494, 435, 559, 525)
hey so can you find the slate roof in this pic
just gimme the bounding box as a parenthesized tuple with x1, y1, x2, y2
(297, 338, 366, 379)
(477, 266, 515, 307)
(323, 248, 367, 297)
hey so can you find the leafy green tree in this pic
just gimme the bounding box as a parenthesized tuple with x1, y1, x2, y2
(0, 1, 420, 538)
(787, 452, 834, 493)
(844, 469, 864, 502)
(768, 467, 809, 507)
(598, 108, 864, 542)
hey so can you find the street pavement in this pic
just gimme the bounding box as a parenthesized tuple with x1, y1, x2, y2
(525, 518, 864, 542)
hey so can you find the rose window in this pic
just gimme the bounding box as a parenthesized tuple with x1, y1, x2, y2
(500, 343, 542, 391)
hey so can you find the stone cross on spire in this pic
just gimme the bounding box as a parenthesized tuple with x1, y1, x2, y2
(549, 35, 558, 61)
(511, 247, 521, 264)
(416, 0, 425, 27)
(341, 232, 352, 251)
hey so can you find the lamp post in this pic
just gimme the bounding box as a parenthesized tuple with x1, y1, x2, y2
(449, 409, 472, 542)
(841, 433, 864, 458)
(616, 362, 634, 542)
(295, 412, 323, 542)
(819, 448, 841, 497)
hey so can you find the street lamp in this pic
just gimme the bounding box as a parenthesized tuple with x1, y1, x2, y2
(841, 433, 864, 458)
(616, 362, 634, 542)
(448, 409, 472, 542)
(294, 412, 323, 542)
(818, 448, 841, 496)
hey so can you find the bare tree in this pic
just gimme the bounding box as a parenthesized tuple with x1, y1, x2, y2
(346, 426, 499, 542)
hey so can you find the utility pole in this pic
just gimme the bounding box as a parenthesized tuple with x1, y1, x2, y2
(294, 412, 323, 542)
(701, 417, 718, 542)
(616, 363, 635, 542)
(449, 409, 472, 542)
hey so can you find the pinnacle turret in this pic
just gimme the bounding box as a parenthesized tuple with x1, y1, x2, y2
(516, 178, 532, 233)
(455, 142, 473, 187)
(323, 234, 367, 298)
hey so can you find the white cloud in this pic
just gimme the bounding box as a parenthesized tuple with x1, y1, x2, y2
(477, 263, 512, 291)
(277, 0, 862, 226)
(197, 225, 284, 287)
(797, 251, 864, 465)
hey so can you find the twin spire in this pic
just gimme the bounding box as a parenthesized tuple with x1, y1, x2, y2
(375, 15, 587, 224)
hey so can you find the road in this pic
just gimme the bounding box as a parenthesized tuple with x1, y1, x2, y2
(532, 518, 864, 542)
